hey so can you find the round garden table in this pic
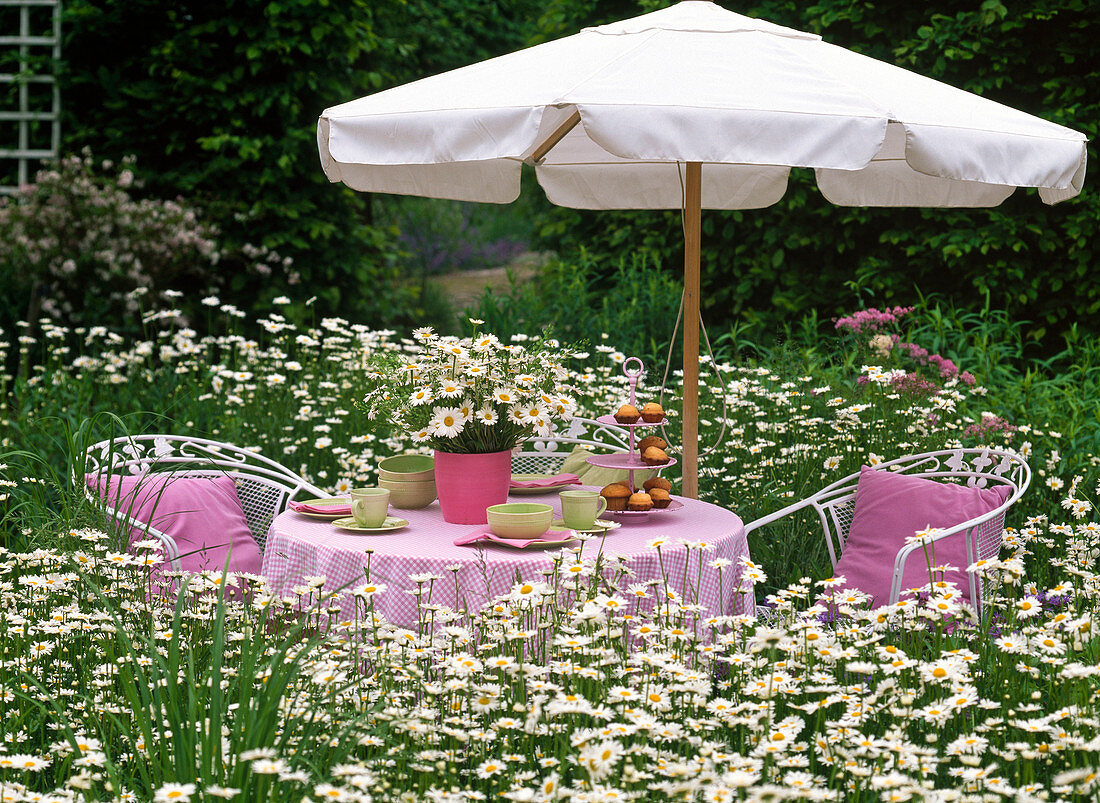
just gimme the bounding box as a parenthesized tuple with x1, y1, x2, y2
(261, 487, 754, 629)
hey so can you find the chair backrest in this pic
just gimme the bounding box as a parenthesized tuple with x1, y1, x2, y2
(511, 416, 630, 474)
(809, 449, 1030, 574)
(744, 448, 1030, 611)
(84, 434, 327, 553)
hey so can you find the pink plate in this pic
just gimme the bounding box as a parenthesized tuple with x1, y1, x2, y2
(585, 452, 677, 471)
(605, 499, 684, 519)
(595, 414, 669, 428)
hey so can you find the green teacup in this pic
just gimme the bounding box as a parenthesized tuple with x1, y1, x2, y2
(350, 487, 390, 528)
(559, 489, 608, 530)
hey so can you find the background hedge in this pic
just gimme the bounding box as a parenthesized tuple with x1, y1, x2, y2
(34, 0, 1099, 345)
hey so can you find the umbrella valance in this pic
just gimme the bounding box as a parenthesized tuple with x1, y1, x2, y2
(319, 1, 1086, 210)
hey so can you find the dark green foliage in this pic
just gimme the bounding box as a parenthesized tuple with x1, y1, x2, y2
(530, 0, 1099, 350)
(25, 0, 1096, 341)
(469, 250, 684, 360)
(55, 0, 541, 328)
(58, 0, 396, 322)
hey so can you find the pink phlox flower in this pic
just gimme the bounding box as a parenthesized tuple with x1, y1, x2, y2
(834, 306, 915, 334)
(890, 372, 939, 397)
(964, 414, 1017, 441)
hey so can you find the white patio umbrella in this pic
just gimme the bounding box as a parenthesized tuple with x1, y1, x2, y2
(318, 0, 1087, 498)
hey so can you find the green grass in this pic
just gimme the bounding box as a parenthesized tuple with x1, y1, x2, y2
(0, 295, 1098, 800)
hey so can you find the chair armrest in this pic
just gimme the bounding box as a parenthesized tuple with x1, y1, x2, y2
(742, 497, 820, 537)
(889, 506, 1005, 604)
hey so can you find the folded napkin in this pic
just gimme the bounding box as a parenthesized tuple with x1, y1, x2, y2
(453, 528, 577, 548)
(288, 498, 351, 515)
(509, 473, 581, 489)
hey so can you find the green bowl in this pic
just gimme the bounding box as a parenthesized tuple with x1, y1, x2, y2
(378, 477, 437, 510)
(377, 453, 435, 482)
(486, 502, 553, 539)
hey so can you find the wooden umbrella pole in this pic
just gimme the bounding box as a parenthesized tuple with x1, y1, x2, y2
(682, 162, 701, 499)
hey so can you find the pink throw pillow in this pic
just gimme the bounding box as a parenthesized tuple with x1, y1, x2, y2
(90, 473, 262, 582)
(830, 466, 1010, 606)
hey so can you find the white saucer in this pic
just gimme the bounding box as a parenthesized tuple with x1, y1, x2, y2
(494, 534, 578, 549)
(331, 516, 409, 534)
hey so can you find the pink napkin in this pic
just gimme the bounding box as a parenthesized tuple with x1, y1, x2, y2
(453, 528, 577, 548)
(288, 498, 351, 515)
(509, 473, 581, 489)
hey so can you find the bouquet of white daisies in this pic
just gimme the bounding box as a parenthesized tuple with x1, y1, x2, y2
(355, 324, 580, 454)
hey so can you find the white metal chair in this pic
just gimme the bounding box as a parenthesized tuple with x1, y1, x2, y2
(743, 448, 1031, 610)
(511, 416, 630, 474)
(84, 434, 327, 570)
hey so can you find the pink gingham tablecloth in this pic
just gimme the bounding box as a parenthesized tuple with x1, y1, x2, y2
(260, 487, 753, 629)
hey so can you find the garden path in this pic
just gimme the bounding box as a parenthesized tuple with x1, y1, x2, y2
(429, 251, 546, 308)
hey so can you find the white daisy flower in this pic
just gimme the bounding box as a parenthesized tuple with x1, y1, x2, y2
(473, 334, 500, 352)
(439, 342, 468, 359)
(431, 406, 465, 439)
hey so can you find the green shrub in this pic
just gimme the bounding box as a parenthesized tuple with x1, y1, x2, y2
(468, 250, 684, 361)
(56, 0, 548, 330)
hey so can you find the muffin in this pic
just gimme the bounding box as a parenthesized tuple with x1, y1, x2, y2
(642, 446, 670, 466)
(649, 488, 671, 508)
(640, 402, 665, 423)
(600, 483, 632, 511)
(614, 404, 640, 424)
(637, 435, 667, 454)
(627, 491, 653, 511)
(643, 476, 673, 494)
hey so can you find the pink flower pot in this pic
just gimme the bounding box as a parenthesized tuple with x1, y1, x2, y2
(433, 449, 512, 524)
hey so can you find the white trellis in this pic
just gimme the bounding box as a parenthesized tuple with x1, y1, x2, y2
(0, 0, 60, 194)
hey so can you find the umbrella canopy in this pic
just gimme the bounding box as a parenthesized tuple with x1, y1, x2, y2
(318, 0, 1087, 496)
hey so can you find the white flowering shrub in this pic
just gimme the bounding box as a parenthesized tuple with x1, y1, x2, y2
(0, 153, 220, 324)
(0, 152, 295, 357)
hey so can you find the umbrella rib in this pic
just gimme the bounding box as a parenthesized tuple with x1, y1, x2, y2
(531, 110, 582, 163)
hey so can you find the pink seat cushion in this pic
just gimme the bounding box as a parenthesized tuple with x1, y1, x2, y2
(90, 473, 262, 580)
(831, 466, 1010, 606)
